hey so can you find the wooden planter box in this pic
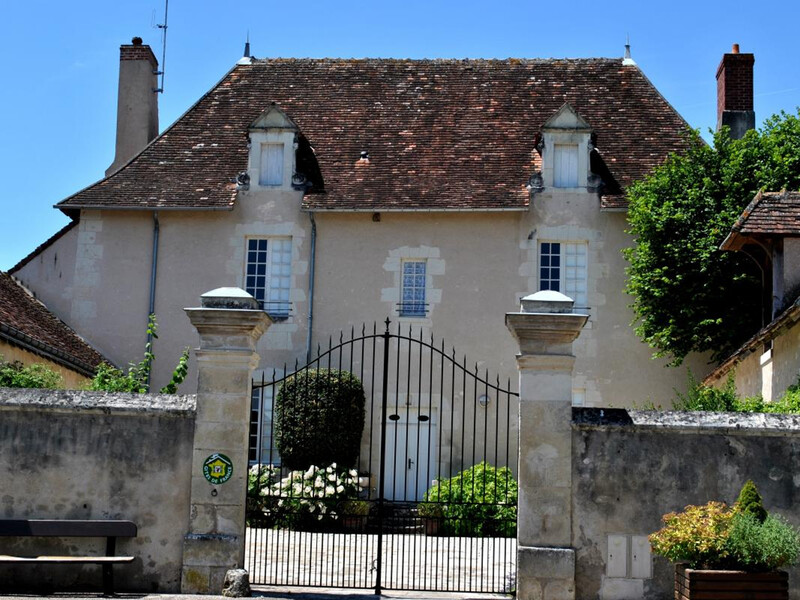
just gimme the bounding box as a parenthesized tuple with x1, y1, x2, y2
(675, 564, 788, 600)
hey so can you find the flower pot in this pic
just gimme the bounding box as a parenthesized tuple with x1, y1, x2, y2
(675, 564, 788, 600)
(342, 515, 366, 532)
(424, 517, 441, 536)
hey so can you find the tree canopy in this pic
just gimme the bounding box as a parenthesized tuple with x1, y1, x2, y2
(624, 110, 800, 365)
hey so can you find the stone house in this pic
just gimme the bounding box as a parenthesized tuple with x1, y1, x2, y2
(10, 40, 753, 460)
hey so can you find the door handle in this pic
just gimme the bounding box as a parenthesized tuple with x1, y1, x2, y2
(408, 458, 414, 469)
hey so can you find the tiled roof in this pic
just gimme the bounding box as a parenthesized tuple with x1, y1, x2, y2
(57, 58, 692, 213)
(732, 190, 800, 236)
(0, 271, 106, 376)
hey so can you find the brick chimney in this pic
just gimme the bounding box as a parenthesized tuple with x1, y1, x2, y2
(716, 43, 755, 140)
(106, 37, 160, 176)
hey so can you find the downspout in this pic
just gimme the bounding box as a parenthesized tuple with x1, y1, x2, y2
(305, 212, 317, 364)
(146, 210, 160, 388)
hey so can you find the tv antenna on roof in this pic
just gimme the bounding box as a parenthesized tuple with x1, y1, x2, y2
(153, 0, 169, 93)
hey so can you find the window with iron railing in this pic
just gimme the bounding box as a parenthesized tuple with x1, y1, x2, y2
(399, 260, 427, 317)
(245, 238, 292, 320)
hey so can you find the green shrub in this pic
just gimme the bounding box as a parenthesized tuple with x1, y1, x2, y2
(275, 369, 365, 470)
(422, 462, 517, 538)
(88, 314, 189, 394)
(0, 359, 62, 389)
(736, 480, 767, 524)
(726, 513, 800, 571)
(673, 372, 738, 411)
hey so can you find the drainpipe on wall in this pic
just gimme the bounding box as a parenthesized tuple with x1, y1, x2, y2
(306, 212, 317, 364)
(146, 210, 160, 389)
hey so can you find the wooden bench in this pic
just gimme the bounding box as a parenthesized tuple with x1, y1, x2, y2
(0, 519, 137, 594)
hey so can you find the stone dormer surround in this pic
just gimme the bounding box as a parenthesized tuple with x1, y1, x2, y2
(539, 103, 594, 192)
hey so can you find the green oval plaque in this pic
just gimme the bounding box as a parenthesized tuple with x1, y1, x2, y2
(203, 453, 233, 485)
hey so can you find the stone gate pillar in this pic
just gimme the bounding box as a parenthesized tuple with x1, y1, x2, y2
(181, 288, 271, 593)
(506, 291, 588, 600)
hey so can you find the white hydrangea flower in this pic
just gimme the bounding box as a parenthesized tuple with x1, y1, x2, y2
(325, 485, 335, 495)
(349, 469, 358, 478)
(336, 485, 345, 494)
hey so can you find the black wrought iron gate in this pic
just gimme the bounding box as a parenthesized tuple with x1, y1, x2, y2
(245, 320, 519, 593)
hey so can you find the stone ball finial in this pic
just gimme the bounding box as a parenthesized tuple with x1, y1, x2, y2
(131, 36, 143, 46)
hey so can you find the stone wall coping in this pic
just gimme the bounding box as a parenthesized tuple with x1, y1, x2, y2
(573, 407, 800, 435)
(0, 387, 196, 416)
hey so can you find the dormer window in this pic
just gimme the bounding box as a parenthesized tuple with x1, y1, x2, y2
(539, 103, 593, 192)
(248, 104, 298, 190)
(259, 143, 284, 186)
(553, 144, 579, 188)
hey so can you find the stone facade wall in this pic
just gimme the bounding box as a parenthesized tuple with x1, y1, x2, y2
(0, 388, 195, 593)
(572, 409, 800, 600)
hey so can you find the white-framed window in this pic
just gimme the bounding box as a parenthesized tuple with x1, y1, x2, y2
(553, 144, 579, 188)
(249, 386, 280, 465)
(539, 241, 588, 307)
(572, 388, 586, 407)
(245, 238, 292, 319)
(400, 260, 427, 317)
(259, 143, 284, 186)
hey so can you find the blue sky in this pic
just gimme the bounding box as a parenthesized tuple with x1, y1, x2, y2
(1, 0, 799, 270)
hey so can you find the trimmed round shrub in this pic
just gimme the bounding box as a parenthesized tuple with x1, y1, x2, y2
(736, 480, 767, 524)
(275, 369, 366, 470)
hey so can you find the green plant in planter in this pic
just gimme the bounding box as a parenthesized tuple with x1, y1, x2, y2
(726, 513, 800, 572)
(417, 502, 444, 519)
(736, 479, 767, 523)
(340, 499, 370, 516)
(650, 481, 800, 572)
(649, 501, 734, 568)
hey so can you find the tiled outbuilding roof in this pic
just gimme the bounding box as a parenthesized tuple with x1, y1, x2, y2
(0, 271, 106, 376)
(57, 58, 692, 213)
(733, 190, 800, 235)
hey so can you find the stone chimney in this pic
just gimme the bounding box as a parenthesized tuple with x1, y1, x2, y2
(106, 37, 160, 176)
(716, 43, 755, 140)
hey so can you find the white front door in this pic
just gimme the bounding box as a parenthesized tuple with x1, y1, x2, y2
(384, 408, 437, 501)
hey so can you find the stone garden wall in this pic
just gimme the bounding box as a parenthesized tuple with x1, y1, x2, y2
(0, 388, 195, 592)
(572, 409, 800, 600)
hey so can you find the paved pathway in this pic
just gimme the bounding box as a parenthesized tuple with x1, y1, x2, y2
(245, 529, 516, 594)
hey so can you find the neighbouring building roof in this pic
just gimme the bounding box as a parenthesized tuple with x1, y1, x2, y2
(721, 190, 800, 250)
(56, 58, 692, 214)
(0, 271, 106, 377)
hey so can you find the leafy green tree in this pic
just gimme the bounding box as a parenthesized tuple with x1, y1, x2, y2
(625, 111, 800, 365)
(0, 358, 62, 389)
(89, 314, 190, 394)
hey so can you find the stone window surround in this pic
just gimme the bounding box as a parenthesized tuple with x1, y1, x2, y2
(382, 246, 445, 326)
(247, 129, 296, 191)
(228, 222, 307, 351)
(540, 130, 592, 191)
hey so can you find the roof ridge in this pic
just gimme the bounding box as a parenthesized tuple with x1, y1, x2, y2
(249, 57, 625, 64)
